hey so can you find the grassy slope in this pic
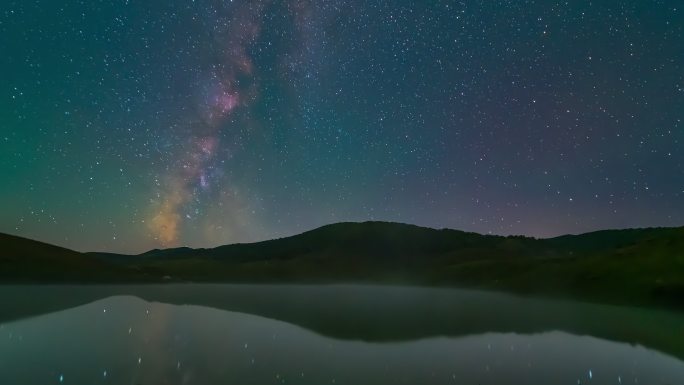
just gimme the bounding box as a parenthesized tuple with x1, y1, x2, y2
(1, 222, 683, 308)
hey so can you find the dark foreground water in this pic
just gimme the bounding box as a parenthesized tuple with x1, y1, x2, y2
(0, 285, 682, 385)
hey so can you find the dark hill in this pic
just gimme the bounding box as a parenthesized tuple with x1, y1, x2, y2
(1, 221, 683, 308)
(133, 222, 548, 263)
(0, 233, 144, 282)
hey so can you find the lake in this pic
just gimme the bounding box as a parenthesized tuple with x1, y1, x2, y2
(0, 284, 683, 384)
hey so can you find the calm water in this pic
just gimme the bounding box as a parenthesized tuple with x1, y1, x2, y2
(0, 284, 682, 384)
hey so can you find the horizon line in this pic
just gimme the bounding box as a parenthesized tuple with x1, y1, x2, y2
(2, 220, 682, 256)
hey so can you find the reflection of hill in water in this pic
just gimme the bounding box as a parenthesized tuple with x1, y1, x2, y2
(5, 295, 684, 385)
(1, 284, 683, 360)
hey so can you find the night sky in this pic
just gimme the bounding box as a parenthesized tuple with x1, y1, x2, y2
(1, 0, 682, 253)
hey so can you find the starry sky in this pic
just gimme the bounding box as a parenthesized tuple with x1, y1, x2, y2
(1, 0, 682, 253)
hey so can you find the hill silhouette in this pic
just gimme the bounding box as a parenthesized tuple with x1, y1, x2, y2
(1, 221, 683, 308)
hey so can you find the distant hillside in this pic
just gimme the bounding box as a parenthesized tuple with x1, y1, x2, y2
(0, 233, 145, 282)
(1, 222, 683, 308)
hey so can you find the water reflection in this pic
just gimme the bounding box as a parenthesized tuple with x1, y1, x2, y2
(0, 286, 683, 384)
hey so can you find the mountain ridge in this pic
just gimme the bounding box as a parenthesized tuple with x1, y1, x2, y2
(1, 221, 683, 309)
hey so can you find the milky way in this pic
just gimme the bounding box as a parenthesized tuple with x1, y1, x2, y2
(148, 0, 320, 246)
(1, 0, 682, 253)
(150, 1, 269, 245)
